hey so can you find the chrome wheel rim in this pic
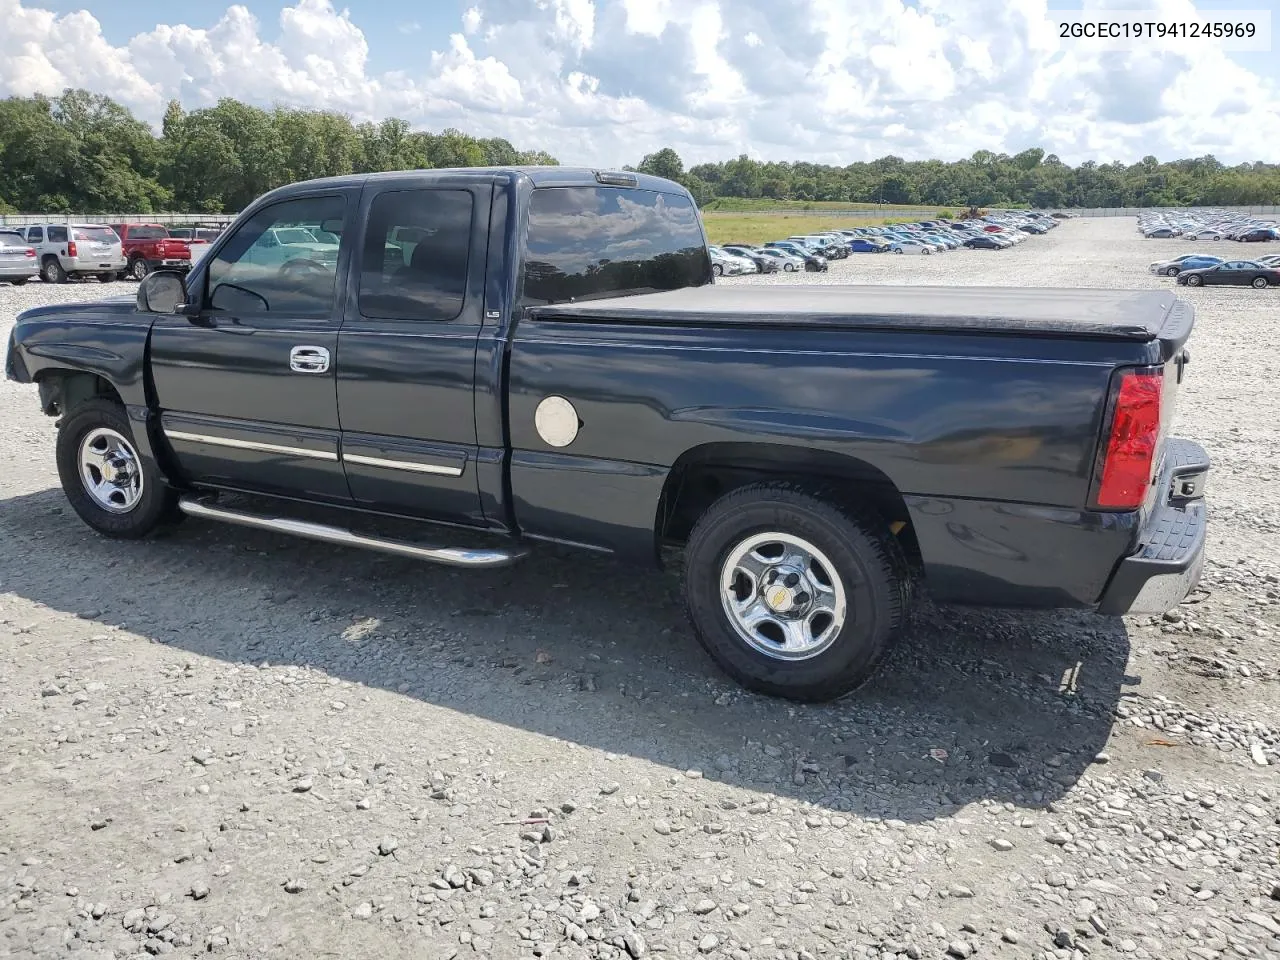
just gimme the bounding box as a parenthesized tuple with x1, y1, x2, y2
(79, 427, 144, 513)
(719, 532, 847, 661)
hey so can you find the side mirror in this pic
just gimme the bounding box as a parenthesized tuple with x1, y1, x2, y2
(137, 271, 188, 314)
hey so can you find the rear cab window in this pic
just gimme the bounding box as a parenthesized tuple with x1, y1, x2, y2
(520, 186, 710, 306)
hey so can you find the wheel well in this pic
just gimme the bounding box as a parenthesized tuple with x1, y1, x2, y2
(657, 443, 920, 564)
(34, 370, 123, 418)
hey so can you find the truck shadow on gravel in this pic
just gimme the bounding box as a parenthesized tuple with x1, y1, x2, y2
(1, 488, 1134, 822)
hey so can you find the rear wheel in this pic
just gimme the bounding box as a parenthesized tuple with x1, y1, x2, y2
(1252, 276, 1268, 288)
(129, 258, 150, 281)
(683, 483, 911, 702)
(55, 398, 180, 539)
(42, 258, 67, 283)
(784, 262, 796, 273)
(1165, 266, 1179, 277)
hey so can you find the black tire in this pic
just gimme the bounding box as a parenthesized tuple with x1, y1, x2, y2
(784, 263, 796, 272)
(42, 257, 67, 283)
(55, 398, 180, 539)
(1186, 274, 1203, 286)
(1251, 277, 1268, 288)
(1165, 267, 1179, 277)
(129, 258, 150, 281)
(97, 272, 115, 283)
(712, 263, 723, 277)
(10, 277, 29, 286)
(683, 482, 911, 702)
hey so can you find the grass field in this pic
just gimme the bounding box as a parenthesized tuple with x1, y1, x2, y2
(701, 212, 895, 245)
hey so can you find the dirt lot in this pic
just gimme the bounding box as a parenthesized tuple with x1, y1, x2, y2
(2, 218, 1278, 960)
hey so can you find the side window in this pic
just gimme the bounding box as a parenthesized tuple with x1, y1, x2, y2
(47, 226, 67, 243)
(206, 195, 345, 316)
(358, 190, 473, 322)
(521, 187, 711, 305)
(27, 227, 43, 243)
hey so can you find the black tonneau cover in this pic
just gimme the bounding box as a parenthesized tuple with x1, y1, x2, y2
(529, 284, 1191, 344)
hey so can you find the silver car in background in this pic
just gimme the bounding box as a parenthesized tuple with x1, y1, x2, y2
(0, 229, 39, 285)
(22, 223, 126, 283)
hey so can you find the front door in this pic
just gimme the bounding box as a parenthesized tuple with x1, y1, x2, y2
(335, 177, 491, 526)
(150, 191, 357, 502)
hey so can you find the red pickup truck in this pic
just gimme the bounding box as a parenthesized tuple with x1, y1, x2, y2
(110, 224, 192, 280)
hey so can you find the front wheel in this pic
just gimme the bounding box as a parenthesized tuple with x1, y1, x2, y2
(712, 263, 723, 277)
(784, 263, 796, 273)
(1252, 276, 1269, 288)
(1165, 267, 1179, 277)
(1186, 274, 1203, 286)
(683, 483, 911, 702)
(55, 398, 180, 539)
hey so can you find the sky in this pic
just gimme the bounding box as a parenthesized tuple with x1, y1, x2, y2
(2, 0, 1278, 168)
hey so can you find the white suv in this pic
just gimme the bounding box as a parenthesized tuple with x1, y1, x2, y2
(22, 223, 127, 283)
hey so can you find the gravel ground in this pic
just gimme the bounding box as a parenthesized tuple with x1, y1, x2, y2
(2, 218, 1278, 960)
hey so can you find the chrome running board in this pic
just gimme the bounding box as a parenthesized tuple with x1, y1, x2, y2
(178, 497, 527, 569)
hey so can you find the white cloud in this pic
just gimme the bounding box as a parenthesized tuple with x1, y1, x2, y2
(0, 0, 1276, 168)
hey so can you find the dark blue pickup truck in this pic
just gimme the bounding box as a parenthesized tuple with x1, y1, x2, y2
(5, 167, 1209, 701)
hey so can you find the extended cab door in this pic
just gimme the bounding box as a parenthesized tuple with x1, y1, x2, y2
(149, 189, 356, 501)
(334, 177, 490, 526)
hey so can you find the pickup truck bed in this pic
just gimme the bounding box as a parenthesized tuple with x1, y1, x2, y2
(533, 285, 1186, 343)
(6, 165, 1210, 702)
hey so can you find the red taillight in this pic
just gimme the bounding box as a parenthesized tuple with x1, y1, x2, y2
(67, 240, 78, 257)
(25, 247, 35, 258)
(1096, 369, 1163, 509)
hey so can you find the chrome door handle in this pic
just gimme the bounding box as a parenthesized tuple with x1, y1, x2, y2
(289, 345, 330, 373)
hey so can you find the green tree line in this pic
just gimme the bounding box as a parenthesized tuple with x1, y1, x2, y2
(0, 90, 559, 214)
(3, 90, 1277, 214)
(632, 147, 1280, 210)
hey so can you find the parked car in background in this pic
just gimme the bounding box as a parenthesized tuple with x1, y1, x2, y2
(1149, 254, 1223, 277)
(1256, 254, 1280, 267)
(1234, 228, 1277, 243)
(890, 238, 933, 255)
(848, 238, 888, 253)
(764, 241, 828, 271)
(110, 224, 193, 280)
(754, 247, 805, 272)
(1185, 229, 1223, 241)
(721, 245, 780, 273)
(169, 225, 225, 263)
(22, 223, 125, 283)
(0, 230, 39, 285)
(1176, 260, 1280, 288)
(708, 245, 752, 276)
(1143, 227, 1181, 239)
(963, 235, 1005, 250)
